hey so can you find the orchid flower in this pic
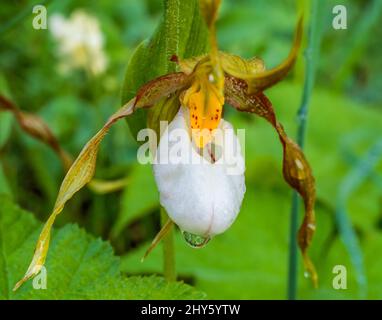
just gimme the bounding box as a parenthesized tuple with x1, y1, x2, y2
(14, 0, 317, 291)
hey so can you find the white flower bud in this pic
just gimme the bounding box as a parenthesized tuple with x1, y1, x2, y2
(153, 107, 246, 244)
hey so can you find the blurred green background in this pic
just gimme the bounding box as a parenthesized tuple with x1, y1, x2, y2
(0, 0, 381, 299)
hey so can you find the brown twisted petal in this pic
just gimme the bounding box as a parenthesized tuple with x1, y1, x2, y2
(14, 71, 188, 291)
(12, 98, 136, 292)
(0, 95, 134, 195)
(178, 15, 303, 94)
(224, 75, 318, 287)
(221, 16, 303, 95)
(0, 95, 72, 170)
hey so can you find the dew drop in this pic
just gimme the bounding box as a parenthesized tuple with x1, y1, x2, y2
(182, 231, 210, 248)
(304, 271, 310, 279)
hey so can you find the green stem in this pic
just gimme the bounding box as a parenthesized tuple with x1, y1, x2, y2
(160, 207, 176, 281)
(287, 0, 321, 300)
(287, 193, 300, 299)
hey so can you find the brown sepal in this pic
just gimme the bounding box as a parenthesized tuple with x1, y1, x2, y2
(225, 75, 318, 287)
(0, 95, 72, 170)
(134, 72, 190, 109)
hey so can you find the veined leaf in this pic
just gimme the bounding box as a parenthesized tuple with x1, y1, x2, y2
(0, 196, 204, 299)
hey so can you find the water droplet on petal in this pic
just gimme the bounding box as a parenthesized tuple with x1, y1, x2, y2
(182, 231, 210, 248)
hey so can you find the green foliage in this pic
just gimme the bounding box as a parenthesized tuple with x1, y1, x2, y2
(122, 0, 209, 138)
(0, 196, 204, 299)
(121, 82, 382, 299)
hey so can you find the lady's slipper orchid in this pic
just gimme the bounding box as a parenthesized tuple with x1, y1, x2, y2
(15, 0, 318, 291)
(153, 106, 246, 246)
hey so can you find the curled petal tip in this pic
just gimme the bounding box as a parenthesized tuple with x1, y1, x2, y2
(13, 264, 42, 292)
(222, 15, 304, 94)
(13, 280, 23, 292)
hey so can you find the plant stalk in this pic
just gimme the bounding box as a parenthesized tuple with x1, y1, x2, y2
(160, 207, 176, 281)
(287, 0, 321, 300)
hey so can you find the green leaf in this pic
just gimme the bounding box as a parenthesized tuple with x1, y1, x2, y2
(111, 163, 159, 239)
(0, 196, 204, 299)
(89, 275, 205, 300)
(121, 0, 209, 140)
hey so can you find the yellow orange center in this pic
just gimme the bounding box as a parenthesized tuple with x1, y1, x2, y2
(182, 77, 224, 148)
